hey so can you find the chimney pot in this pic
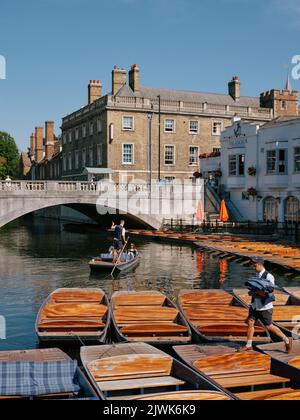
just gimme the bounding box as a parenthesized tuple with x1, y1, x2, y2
(129, 64, 140, 93)
(228, 76, 241, 101)
(88, 79, 102, 104)
(112, 66, 127, 95)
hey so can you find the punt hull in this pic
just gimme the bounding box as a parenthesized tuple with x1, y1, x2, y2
(233, 289, 300, 341)
(89, 255, 140, 273)
(80, 343, 236, 401)
(36, 288, 111, 345)
(111, 292, 192, 347)
(177, 290, 271, 345)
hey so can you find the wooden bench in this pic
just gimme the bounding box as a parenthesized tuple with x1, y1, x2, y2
(129, 391, 230, 401)
(288, 356, 300, 369)
(234, 289, 290, 306)
(41, 303, 107, 319)
(51, 290, 104, 303)
(194, 352, 290, 391)
(180, 291, 233, 306)
(113, 293, 166, 307)
(193, 322, 266, 337)
(87, 353, 185, 395)
(184, 306, 248, 321)
(236, 388, 299, 401)
(273, 307, 300, 322)
(115, 307, 178, 323)
(97, 376, 185, 392)
(121, 324, 188, 336)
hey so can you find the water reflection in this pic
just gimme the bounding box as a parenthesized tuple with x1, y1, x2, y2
(0, 218, 295, 351)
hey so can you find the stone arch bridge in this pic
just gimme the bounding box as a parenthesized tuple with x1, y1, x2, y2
(0, 181, 203, 230)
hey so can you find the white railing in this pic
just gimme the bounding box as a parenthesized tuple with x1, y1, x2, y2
(0, 180, 151, 194)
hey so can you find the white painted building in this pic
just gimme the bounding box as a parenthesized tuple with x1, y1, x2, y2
(200, 116, 300, 222)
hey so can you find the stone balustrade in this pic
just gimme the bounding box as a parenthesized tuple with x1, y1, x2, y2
(61, 94, 273, 124)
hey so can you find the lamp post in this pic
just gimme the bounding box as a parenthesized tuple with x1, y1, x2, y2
(147, 113, 153, 195)
(157, 95, 161, 182)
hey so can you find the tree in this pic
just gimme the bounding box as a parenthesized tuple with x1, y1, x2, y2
(0, 132, 19, 179)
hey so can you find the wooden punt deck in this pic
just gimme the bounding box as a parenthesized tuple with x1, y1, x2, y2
(284, 288, 300, 304)
(196, 239, 300, 274)
(173, 344, 300, 400)
(258, 341, 300, 381)
(36, 288, 111, 343)
(178, 290, 270, 344)
(234, 289, 300, 339)
(111, 291, 192, 345)
(80, 343, 233, 400)
(128, 229, 300, 274)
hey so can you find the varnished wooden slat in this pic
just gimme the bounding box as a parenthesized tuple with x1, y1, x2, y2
(97, 376, 185, 392)
(236, 388, 298, 401)
(113, 292, 166, 307)
(88, 354, 173, 381)
(193, 352, 271, 378)
(41, 303, 107, 319)
(131, 391, 231, 401)
(218, 373, 290, 389)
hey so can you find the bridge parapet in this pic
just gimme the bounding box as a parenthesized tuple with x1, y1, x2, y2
(0, 181, 150, 195)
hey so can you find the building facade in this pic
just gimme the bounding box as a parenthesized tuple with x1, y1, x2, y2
(59, 65, 285, 184)
(21, 121, 62, 180)
(201, 116, 300, 223)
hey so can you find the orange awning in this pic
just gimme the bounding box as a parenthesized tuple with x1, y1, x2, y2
(219, 200, 229, 222)
(196, 200, 205, 222)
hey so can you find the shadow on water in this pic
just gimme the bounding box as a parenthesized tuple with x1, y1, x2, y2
(0, 217, 297, 351)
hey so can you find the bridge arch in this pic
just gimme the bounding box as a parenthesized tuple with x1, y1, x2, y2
(0, 181, 162, 229)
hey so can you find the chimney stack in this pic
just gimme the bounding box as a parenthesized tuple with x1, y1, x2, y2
(45, 121, 55, 160)
(228, 76, 241, 102)
(30, 133, 36, 158)
(35, 127, 44, 163)
(129, 64, 140, 93)
(88, 80, 102, 104)
(112, 66, 127, 95)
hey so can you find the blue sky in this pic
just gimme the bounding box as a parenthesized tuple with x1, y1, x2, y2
(0, 0, 300, 150)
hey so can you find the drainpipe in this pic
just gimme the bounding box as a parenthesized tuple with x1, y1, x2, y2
(256, 128, 260, 221)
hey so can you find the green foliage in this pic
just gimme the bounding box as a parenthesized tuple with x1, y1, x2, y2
(0, 132, 19, 179)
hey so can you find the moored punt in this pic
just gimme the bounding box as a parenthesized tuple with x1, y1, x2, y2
(258, 341, 300, 384)
(0, 348, 98, 400)
(89, 252, 140, 273)
(234, 288, 300, 339)
(283, 288, 300, 305)
(36, 288, 110, 344)
(111, 291, 192, 346)
(173, 344, 300, 401)
(80, 343, 234, 400)
(178, 290, 271, 344)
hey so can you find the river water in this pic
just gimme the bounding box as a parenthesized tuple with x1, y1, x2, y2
(0, 218, 296, 351)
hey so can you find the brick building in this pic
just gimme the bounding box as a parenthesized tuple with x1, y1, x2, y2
(23, 65, 299, 183)
(21, 121, 62, 180)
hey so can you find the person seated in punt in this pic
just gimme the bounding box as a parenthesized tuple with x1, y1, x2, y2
(241, 257, 293, 353)
(128, 243, 138, 259)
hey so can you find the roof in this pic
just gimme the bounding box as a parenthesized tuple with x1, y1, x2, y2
(261, 116, 300, 129)
(116, 84, 260, 108)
